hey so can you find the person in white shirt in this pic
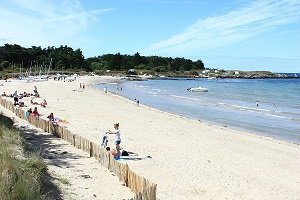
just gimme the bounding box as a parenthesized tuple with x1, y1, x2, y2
(107, 123, 121, 158)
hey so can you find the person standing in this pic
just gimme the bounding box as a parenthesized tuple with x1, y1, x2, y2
(13, 91, 18, 105)
(34, 86, 37, 93)
(256, 101, 259, 107)
(107, 123, 121, 158)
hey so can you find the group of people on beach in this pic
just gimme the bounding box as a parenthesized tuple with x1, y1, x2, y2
(1, 86, 62, 125)
(1, 86, 43, 108)
(26, 107, 40, 117)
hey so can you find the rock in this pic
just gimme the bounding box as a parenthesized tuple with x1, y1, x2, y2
(80, 174, 91, 179)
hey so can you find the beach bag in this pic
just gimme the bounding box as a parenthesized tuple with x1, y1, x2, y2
(121, 150, 129, 156)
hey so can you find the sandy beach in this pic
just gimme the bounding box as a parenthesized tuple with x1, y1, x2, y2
(1, 76, 299, 199)
(0, 95, 134, 200)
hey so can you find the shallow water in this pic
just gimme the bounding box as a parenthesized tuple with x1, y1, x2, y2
(94, 78, 300, 144)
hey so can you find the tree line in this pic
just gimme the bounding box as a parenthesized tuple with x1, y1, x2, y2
(0, 44, 204, 73)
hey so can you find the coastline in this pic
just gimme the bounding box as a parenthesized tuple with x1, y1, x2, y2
(95, 78, 300, 145)
(1, 76, 299, 199)
(94, 82, 299, 147)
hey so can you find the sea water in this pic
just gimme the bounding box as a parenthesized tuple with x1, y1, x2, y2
(94, 78, 300, 144)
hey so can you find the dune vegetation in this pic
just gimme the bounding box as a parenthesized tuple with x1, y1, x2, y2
(0, 113, 49, 200)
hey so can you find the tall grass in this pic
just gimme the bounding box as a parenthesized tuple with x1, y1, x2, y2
(0, 113, 47, 200)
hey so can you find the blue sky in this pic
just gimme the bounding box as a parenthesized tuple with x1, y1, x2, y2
(0, 0, 300, 72)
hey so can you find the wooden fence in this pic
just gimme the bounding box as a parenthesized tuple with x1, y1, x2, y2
(0, 97, 157, 200)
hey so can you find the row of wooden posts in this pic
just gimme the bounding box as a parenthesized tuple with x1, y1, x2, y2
(0, 97, 157, 200)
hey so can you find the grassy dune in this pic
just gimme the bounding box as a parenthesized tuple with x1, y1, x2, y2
(0, 113, 49, 200)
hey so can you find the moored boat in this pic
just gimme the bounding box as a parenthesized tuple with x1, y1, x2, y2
(187, 87, 208, 92)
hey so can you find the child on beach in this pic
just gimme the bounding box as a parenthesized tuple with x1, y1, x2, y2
(24, 108, 32, 120)
(105, 146, 119, 159)
(101, 132, 109, 147)
(105, 146, 129, 159)
(27, 108, 32, 114)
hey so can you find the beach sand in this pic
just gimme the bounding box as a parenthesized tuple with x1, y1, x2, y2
(1, 76, 299, 199)
(0, 98, 133, 200)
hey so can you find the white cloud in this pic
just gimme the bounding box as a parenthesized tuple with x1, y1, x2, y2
(147, 0, 300, 56)
(0, 0, 112, 49)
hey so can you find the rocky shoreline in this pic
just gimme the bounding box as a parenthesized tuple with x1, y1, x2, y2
(125, 70, 299, 80)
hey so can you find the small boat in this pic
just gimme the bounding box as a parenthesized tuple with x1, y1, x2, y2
(187, 87, 208, 92)
(207, 77, 216, 80)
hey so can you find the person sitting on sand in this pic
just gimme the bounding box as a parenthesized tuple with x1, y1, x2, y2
(32, 107, 40, 117)
(107, 123, 121, 158)
(31, 97, 39, 105)
(47, 113, 54, 121)
(18, 95, 25, 107)
(40, 99, 47, 107)
(23, 92, 30, 97)
(24, 108, 32, 120)
(31, 97, 47, 107)
(105, 146, 119, 159)
(33, 86, 40, 97)
(1, 92, 7, 96)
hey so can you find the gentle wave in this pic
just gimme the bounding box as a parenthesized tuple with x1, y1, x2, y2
(169, 95, 298, 121)
(220, 103, 272, 112)
(134, 85, 148, 88)
(263, 113, 293, 120)
(170, 95, 201, 102)
(152, 88, 161, 92)
(147, 91, 158, 95)
(217, 102, 298, 121)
